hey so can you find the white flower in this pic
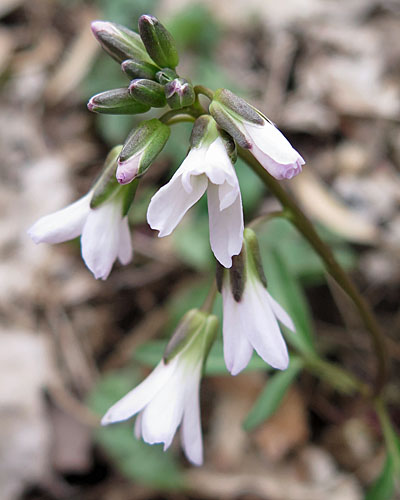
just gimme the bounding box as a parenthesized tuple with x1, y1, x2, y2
(242, 119, 305, 181)
(219, 228, 295, 375)
(101, 309, 218, 466)
(222, 276, 295, 375)
(27, 191, 132, 280)
(147, 135, 243, 268)
(210, 88, 305, 180)
(101, 355, 203, 465)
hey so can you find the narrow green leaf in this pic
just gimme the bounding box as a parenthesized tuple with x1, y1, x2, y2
(243, 357, 303, 431)
(365, 454, 394, 500)
(263, 248, 316, 356)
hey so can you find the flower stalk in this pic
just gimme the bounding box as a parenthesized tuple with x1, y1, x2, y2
(238, 146, 389, 397)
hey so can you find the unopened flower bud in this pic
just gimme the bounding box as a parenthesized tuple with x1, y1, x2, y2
(117, 119, 170, 184)
(165, 78, 195, 109)
(91, 21, 153, 64)
(121, 58, 159, 80)
(155, 68, 177, 85)
(138, 15, 179, 69)
(210, 88, 305, 180)
(87, 88, 150, 115)
(128, 79, 166, 108)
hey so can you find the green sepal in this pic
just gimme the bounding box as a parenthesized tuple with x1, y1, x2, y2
(209, 99, 251, 149)
(215, 261, 226, 293)
(129, 79, 166, 108)
(120, 178, 139, 216)
(163, 309, 205, 363)
(91, 21, 154, 64)
(229, 252, 246, 302)
(189, 115, 218, 149)
(213, 88, 263, 125)
(90, 146, 122, 209)
(219, 128, 237, 164)
(121, 58, 160, 80)
(119, 119, 170, 178)
(243, 228, 268, 288)
(163, 310, 218, 365)
(156, 68, 178, 85)
(138, 15, 179, 69)
(165, 78, 195, 109)
(88, 88, 150, 115)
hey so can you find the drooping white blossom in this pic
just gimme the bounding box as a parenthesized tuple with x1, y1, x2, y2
(210, 88, 305, 180)
(220, 228, 295, 375)
(147, 117, 243, 268)
(222, 274, 294, 375)
(102, 310, 218, 466)
(28, 191, 132, 280)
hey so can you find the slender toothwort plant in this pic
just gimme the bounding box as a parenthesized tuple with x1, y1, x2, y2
(28, 14, 398, 491)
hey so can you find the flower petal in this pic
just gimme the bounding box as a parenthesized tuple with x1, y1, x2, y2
(134, 412, 143, 439)
(180, 363, 203, 465)
(244, 121, 305, 180)
(203, 137, 237, 189)
(266, 290, 295, 332)
(222, 284, 254, 375)
(207, 182, 243, 268)
(117, 216, 133, 265)
(101, 359, 177, 425)
(243, 281, 289, 370)
(140, 361, 186, 449)
(147, 169, 207, 237)
(27, 194, 91, 244)
(81, 201, 121, 280)
(116, 152, 142, 185)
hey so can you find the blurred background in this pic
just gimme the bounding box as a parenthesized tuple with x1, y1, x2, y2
(0, 0, 399, 499)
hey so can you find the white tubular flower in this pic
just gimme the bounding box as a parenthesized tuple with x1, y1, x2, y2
(218, 228, 295, 375)
(147, 115, 243, 268)
(210, 88, 305, 180)
(28, 147, 135, 280)
(101, 310, 218, 466)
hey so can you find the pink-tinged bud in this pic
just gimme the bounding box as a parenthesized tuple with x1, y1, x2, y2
(165, 78, 195, 109)
(87, 88, 150, 115)
(116, 119, 170, 184)
(91, 21, 153, 64)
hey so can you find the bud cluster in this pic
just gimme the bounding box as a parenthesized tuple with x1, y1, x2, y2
(89, 16, 194, 114)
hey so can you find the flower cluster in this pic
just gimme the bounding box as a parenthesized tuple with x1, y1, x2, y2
(27, 15, 303, 465)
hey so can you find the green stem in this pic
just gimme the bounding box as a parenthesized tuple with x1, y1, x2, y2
(239, 147, 389, 397)
(247, 209, 288, 229)
(201, 280, 218, 313)
(194, 85, 215, 101)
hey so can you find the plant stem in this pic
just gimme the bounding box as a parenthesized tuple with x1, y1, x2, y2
(239, 147, 389, 397)
(194, 85, 214, 101)
(201, 280, 218, 313)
